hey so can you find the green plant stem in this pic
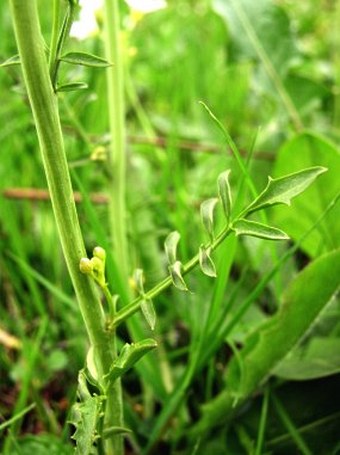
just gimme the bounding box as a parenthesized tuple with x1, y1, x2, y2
(9, 2, 118, 453)
(104, 0, 129, 284)
(102, 2, 127, 453)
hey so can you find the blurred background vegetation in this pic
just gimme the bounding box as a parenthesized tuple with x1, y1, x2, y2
(0, 0, 339, 453)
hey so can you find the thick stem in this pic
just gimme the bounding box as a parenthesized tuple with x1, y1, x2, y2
(9, 1, 118, 453)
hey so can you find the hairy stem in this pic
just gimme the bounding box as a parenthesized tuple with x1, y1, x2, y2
(9, 1, 118, 453)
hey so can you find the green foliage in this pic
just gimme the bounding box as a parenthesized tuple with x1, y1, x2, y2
(105, 339, 158, 383)
(243, 166, 327, 216)
(1, 0, 339, 453)
(196, 248, 340, 434)
(69, 371, 104, 455)
(232, 219, 289, 240)
(60, 52, 111, 68)
(273, 133, 340, 256)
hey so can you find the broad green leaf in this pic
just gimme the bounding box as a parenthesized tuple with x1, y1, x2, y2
(272, 132, 340, 257)
(199, 246, 217, 277)
(141, 298, 156, 331)
(169, 260, 188, 291)
(196, 248, 340, 434)
(164, 231, 180, 265)
(229, 248, 340, 398)
(243, 166, 327, 215)
(200, 198, 219, 241)
(218, 170, 232, 223)
(60, 51, 111, 67)
(213, 0, 298, 77)
(0, 54, 20, 67)
(105, 339, 157, 383)
(274, 337, 340, 380)
(232, 219, 289, 241)
(56, 81, 88, 92)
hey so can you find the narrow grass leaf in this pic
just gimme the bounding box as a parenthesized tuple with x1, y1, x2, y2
(57, 81, 88, 92)
(232, 219, 289, 241)
(199, 246, 217, 277)
(60, 51, 111, 67)
(169, 261, 189, 291)
(0, 403, 36, 432)
(164, 231, 180, 265)
(218, 170, 232, 223)
(244, 166, 327, 215)
(200, 198, 219, 241)
(0, 54, 20, 67)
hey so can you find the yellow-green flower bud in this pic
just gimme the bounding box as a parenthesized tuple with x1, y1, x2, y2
(90, 256, 102, 272)
(93, 246, 106, 261)
(79, 258, 93, 274)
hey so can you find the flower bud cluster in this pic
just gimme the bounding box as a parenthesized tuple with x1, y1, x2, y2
(79, 246, 107, 288)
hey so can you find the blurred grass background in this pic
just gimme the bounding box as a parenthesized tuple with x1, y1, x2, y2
(0, 0, 339, 453)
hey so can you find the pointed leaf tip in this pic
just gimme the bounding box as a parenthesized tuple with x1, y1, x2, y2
(200, 198, 219, 241)
(164, 231, 181, 265)
(218, 170, 232, 222)
(169, 261, 189, 291)
(199, 246, 217, 277)
(232, 219, 290, 241)
(141, 298, 156, 331)
(244, 166, 328, 216)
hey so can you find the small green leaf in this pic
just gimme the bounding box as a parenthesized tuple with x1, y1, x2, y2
(141, 298, 156, 331)
(133, 268, 145, 294)
(244, 166, 327, 215)
(0, 54, 21, 67)
(60, 51, 111, 68)
(105, 339, 157, 383)
(56, 81, 88, 92)
(232, 219, 289, 241)
(169, 260, 188, 291)
(164, 231, 180, 265)
(218, 170, 232, 222)
(133, 269, 156, 330)
(200, 198, 219, 241)
(199, 246, 217, 277)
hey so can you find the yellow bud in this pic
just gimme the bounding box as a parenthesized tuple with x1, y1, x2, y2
(79, 258, 93, 274)
(90, 256, 102, 272)
(93, 246, 106, 261)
